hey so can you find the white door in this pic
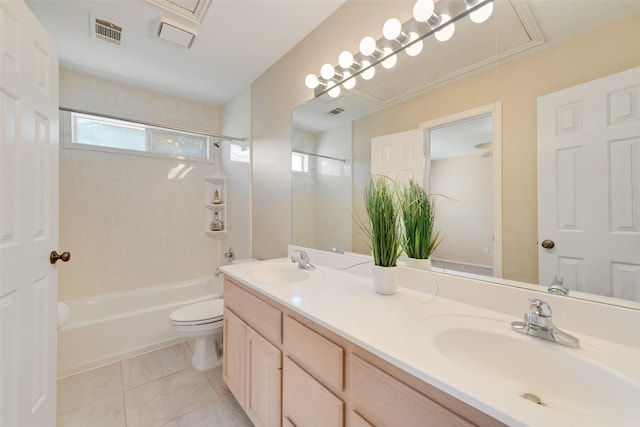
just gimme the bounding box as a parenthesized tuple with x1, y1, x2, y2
(537, 66, 640, 300)
(1, 1, 60, 426)
(371, 129, 426, 186)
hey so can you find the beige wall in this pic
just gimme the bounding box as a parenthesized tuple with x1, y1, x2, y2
(253, 3, 640, 281)
(59, 69, 222, 300)
(431, 154, 493, 267)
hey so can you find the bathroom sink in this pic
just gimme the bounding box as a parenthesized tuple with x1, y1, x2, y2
(427, 316, 640, 426)
(248, 262, 311, 284)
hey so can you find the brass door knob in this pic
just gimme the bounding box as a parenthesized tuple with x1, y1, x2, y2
(541, 240, 555, 249)
(50, 251, 71, 264)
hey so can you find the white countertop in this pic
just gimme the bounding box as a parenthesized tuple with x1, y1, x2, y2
(220, 257, 640, 427)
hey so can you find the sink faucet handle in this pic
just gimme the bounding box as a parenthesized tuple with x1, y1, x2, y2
(292, 249, 308, 259)
(528, 298, 552, 317)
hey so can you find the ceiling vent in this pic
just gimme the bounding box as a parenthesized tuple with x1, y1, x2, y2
(326, 107, 345, 116)
(155, 17, 197, 49)
(91, 16, 123, 46)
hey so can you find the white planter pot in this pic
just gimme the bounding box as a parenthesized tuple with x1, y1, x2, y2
(372, 265, 397, 295)
(406, 258, 432, 270)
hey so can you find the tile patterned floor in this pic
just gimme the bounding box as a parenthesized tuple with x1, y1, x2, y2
(57, 342, 253, 427)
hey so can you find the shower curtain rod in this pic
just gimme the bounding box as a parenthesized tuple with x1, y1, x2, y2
(59, 106, 247, 142)
(293, 150, 346, 163)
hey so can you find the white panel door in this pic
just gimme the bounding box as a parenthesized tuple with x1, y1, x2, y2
(537, 66, 640, 300)
(1, 1, 59, 426)
(371, 129, 426, 186)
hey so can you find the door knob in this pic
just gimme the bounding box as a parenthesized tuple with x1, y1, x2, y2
(541, 239, 555, 249)
(50, 251, 71, 264)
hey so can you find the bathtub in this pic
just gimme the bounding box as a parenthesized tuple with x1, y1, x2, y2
(57, 275, 223, 378)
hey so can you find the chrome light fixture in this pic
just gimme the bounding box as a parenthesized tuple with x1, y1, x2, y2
(305, 0, 494, 97)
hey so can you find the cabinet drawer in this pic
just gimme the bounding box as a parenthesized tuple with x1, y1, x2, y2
(283, 357, 344, 427)
(283, 316, 344, 393)
(224, 279, 282, 345)
(349, 411, 374, 427)
(351, 355, 473, 427)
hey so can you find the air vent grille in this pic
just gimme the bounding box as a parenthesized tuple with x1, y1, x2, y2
(326, 107, 345, 116)
(94, 18, 122, 46)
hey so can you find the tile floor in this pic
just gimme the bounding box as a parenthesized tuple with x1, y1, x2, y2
(56, 342, 254, 427)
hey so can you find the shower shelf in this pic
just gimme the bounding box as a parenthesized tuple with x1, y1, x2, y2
(205, 174, 227, 238)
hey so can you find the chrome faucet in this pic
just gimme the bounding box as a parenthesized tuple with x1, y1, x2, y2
(291, 250, 315, 270)
(511, 298, 579, 348)
(548, 275, 569, 296)
(224, 247, 235, 264)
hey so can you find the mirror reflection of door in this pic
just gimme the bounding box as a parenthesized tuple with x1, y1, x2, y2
(427, 114, 494, 276)
(370, 113, 495, 276)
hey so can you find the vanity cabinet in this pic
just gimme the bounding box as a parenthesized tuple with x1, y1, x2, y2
(282, 316, 345, 427)
(223, 277, 504, 427)
(223, 281, 282, 427)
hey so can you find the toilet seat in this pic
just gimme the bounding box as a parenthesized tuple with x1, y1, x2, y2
(170, 299, 224, 326)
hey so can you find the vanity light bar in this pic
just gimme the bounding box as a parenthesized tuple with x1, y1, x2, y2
(306, 0, 495, 98)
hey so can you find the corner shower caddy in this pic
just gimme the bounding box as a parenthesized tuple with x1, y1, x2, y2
(205, 173, 227, 238)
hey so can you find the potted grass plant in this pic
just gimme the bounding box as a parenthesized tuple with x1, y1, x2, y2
(400, 180, 441, 270)
(362, 175, 402, 294)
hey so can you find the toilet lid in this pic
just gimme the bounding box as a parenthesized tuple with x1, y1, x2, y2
(170, 299, 224, 323)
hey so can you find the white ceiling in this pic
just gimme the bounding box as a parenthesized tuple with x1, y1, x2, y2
(26, 0, 345, 105)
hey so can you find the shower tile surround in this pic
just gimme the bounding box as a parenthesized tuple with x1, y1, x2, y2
(58, 69, 227, 301)
(57, 342, 253, 427)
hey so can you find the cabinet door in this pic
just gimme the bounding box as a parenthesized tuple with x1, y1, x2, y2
(246, 327, 282, 427)
(223, 309, 246, 406)
(283, 357, 344, 427)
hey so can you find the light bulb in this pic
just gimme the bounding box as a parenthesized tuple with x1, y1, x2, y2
(328, 83, 341, 98)
(361, 60, 375, 80)
(405, 32, 423, 57)
(435, 14, 455, 42)
(320, 63, 335, 80)
(338, 51, 354, 69)
(412, 0, 434, 23)
(470, 1, 494, 24)
(359, 36, 377, 56)
(305, 74, 319, 89)
(381, 48, 397, 69)
(342, 71, 356, 90)
(383, 18, 402, 41)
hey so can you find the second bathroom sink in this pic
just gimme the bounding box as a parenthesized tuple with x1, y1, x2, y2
(248, 261, 311, 284)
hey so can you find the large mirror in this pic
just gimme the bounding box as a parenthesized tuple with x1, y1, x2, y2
(292, 0, 640, 309)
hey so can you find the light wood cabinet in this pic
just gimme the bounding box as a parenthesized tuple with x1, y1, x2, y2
(351, 355, 473, 427)
(283, 357, 344, 427)
(283, 315, 344, 394)
(223, 277, 504, 427)
(223, 291, 282, 427)
(245, 327, 282, 427)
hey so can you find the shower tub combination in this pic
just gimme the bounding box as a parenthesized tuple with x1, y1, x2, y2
(57, 276, 223, 378)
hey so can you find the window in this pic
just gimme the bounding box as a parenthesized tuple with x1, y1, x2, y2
(65, 112, 211, 161)
(291, 152, 309, 173)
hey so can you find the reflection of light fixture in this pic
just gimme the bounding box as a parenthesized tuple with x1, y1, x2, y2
(381, 48, 397, 69)
(466, 0, 494, 24)
(306, 0, 494, 97)
(327, 81, 341, 98)
(405, 32, 423, 57)
(434, 14, 455, 42)
(361, 60, 375, 80)
(342, 71, 356, 89)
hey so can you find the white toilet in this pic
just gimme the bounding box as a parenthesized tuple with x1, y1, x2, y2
(169, 298, 224, 371)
